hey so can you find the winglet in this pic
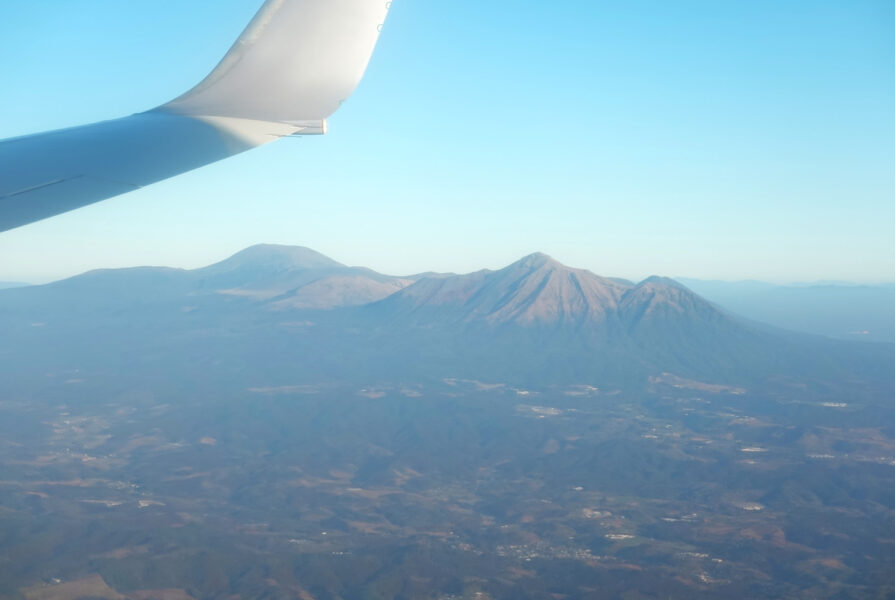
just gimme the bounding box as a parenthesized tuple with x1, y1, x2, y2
(0, 0, 392, 232)
(161, 0, 391, 126)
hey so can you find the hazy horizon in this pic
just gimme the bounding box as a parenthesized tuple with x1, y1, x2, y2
(3, 242, 895, 287)
(2, 0, 893, 283)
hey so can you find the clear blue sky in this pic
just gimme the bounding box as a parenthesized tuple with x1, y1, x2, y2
(0, 0, 893, 283)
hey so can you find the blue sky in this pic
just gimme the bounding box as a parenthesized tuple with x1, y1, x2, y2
(1, 0, 893, 283)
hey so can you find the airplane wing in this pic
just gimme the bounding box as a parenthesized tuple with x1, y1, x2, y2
(0, 0, 391, 233)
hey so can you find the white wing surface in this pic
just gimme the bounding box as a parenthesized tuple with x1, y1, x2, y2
(0, 0, 391, 233)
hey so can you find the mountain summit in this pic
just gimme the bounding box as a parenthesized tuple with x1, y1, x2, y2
(201, 244, 345, 274)
(377, 252, 632, 326)
(194, 244, 413, 306)
(373, 252, 730, 338)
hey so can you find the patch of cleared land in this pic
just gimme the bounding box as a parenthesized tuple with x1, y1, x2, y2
(22, 575, 122, 600)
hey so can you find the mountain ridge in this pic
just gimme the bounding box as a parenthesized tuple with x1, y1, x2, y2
(373, 252, 634, 326)
(3, 245, 711, 320)
(0, 244, 892, 393)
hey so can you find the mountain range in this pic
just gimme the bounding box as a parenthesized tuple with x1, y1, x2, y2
(0, 244, 892, 396)
(680, 278, 895, 343)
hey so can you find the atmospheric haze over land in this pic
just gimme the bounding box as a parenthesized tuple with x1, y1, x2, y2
(2, 244, 892, 395)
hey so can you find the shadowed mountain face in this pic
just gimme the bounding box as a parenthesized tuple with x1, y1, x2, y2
(0, 246, 892, 394)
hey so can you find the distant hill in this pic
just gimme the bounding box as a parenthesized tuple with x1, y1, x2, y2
(681, 278, 895, 343)
(0, 246, 892, 396)
(193, 244, 415, 308)
(0, 244, 414, 311)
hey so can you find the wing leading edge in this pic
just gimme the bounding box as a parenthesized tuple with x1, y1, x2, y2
(0, 0, 390, 233)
